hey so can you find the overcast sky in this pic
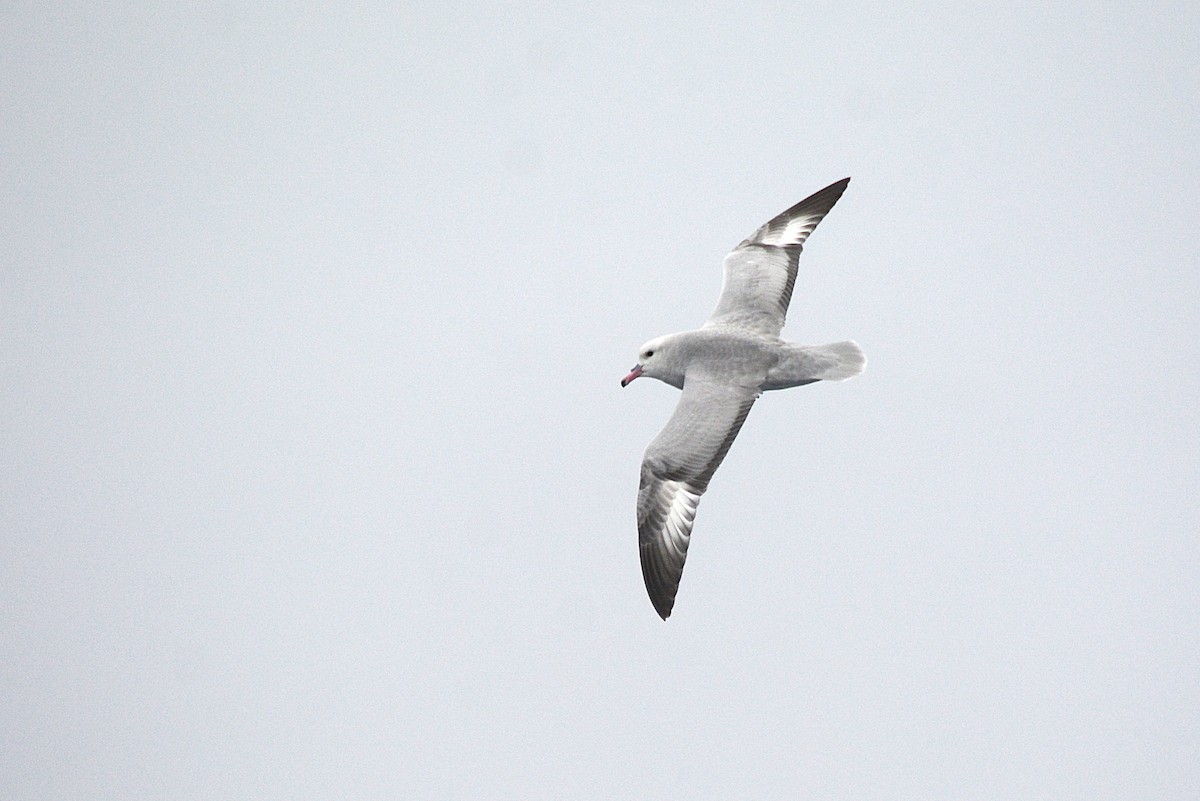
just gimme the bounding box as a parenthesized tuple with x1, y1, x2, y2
(2, 3, 1197, 799)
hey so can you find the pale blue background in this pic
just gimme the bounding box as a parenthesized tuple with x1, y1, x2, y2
(3, 3, 1197, 799)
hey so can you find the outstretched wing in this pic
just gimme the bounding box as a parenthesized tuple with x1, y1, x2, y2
(637, 376, 759, 619)
(704, 177, 849, 338)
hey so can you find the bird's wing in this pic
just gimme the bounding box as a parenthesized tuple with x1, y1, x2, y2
(704, 177, 849, 338)
(638, 375, 759, 619)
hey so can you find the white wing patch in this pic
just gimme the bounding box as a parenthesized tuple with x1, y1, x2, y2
(658, 479, 700, 556)
(750, 208, 828, 249)
(637, 471, 704, 620)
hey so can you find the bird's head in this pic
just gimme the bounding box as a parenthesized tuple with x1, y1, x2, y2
(620, 334, 682, 388)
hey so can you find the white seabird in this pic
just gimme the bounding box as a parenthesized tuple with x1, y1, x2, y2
(621, 177, 865, 619)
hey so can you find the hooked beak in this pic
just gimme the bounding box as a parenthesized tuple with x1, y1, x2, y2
(620, 364, 643, 387)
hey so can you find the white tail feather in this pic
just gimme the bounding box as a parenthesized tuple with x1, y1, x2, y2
(811, 340, 866, 381)
(761, 340, 866, 390)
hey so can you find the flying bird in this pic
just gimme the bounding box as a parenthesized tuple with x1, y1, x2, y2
(621, 177, 865, 619)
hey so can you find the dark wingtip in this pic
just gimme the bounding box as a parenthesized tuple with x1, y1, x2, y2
(642, 547, 680, 620)
(653, 597, 673, 620)
(807, 177, 851, 212)
(761, 178, 851, 239)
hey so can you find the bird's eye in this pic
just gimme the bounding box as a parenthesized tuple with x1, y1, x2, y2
(645, 350, 654, 358)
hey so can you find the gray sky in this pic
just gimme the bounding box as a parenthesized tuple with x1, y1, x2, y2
(2, 3, 1197, 799)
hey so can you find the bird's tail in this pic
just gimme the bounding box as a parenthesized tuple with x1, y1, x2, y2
(760, 340, 866, 390)
(807, 340, 866, 381)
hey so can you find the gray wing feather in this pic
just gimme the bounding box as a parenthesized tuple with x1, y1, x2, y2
(705, 178, 849, 337)
(637, 377, 759, 619)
